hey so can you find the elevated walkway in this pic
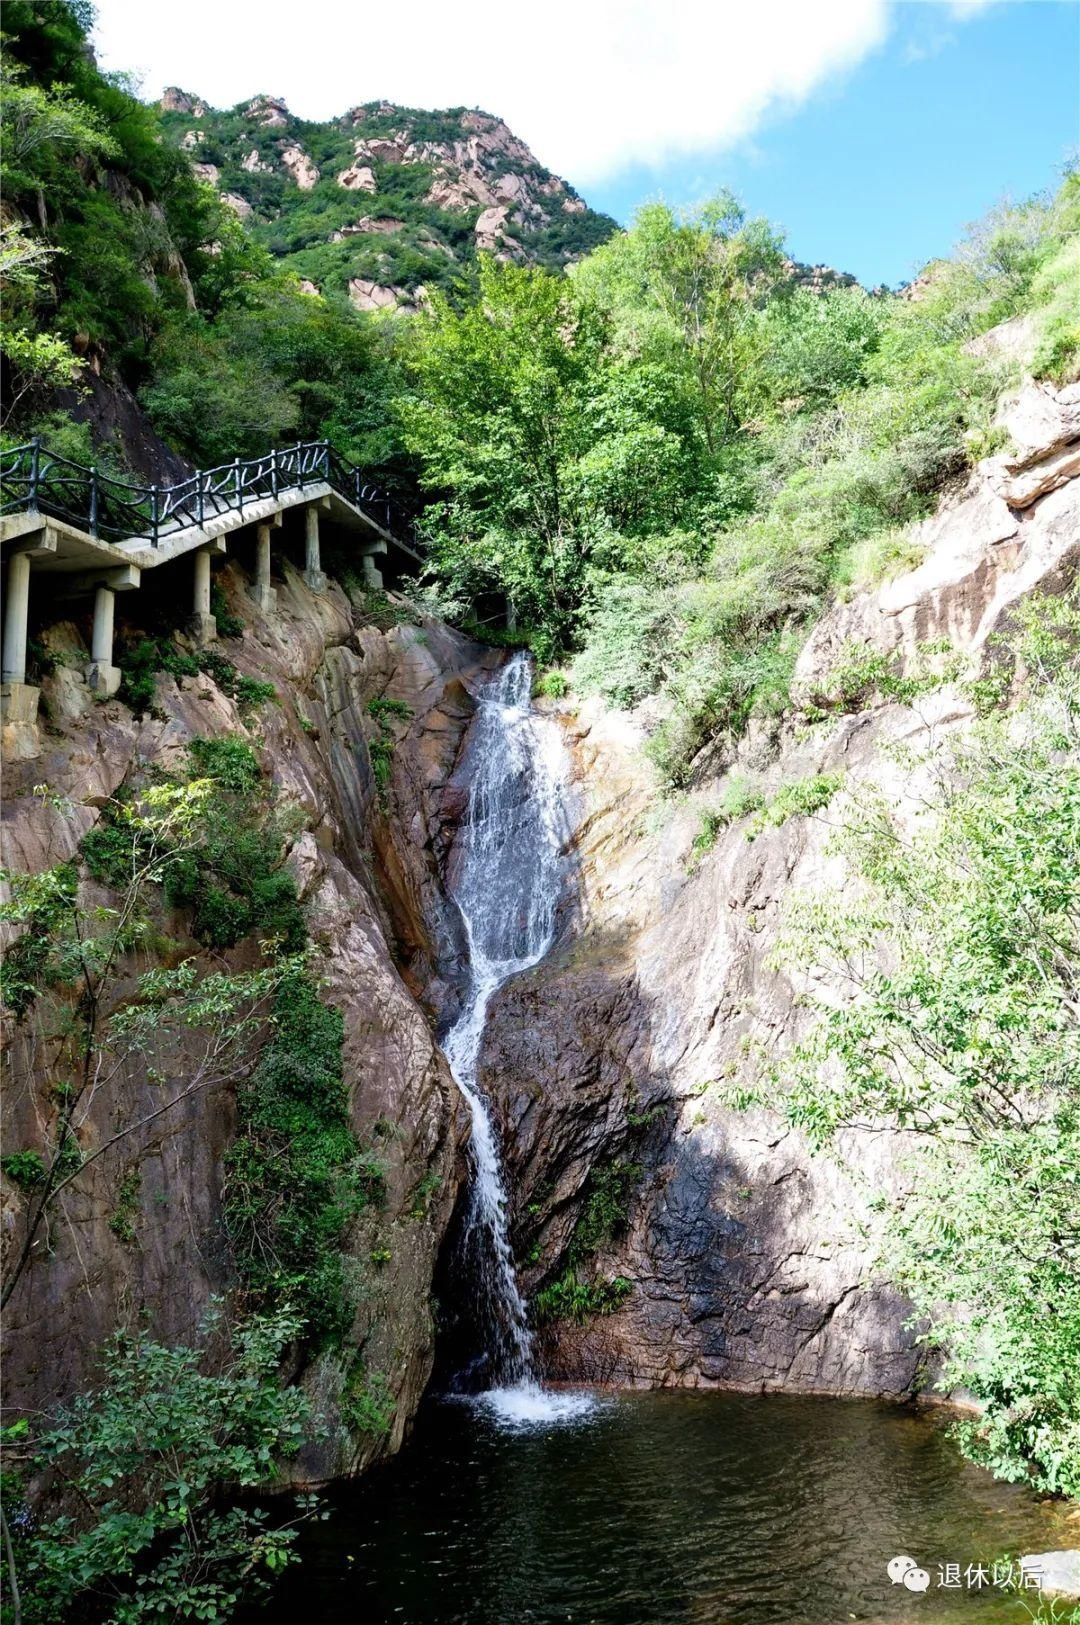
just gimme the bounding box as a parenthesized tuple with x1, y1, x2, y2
(0, 438, 423, 716)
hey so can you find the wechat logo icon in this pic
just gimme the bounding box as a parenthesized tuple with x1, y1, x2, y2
(888, 1556, 931, 1593)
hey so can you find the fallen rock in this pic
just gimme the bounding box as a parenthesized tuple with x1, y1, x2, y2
(1020, 1552, 1080, 1599)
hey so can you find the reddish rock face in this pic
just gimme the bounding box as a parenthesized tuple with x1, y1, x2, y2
(470, 374, 1080, 1401)
(0, 563, 496, 1480)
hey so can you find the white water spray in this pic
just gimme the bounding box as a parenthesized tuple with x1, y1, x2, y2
(443, 653, 593, 1426)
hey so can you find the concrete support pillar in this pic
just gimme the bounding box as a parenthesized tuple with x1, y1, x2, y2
(3, 544, 47, 753)
(304, 505, 326, 594)
(249, 522, 277, 614)
(359, 537, 386, 594)
(91, 584, 115, 665)
(2, 551, 31, 685)
(191, 547, 217, 645)
(87, 584, 122, 698)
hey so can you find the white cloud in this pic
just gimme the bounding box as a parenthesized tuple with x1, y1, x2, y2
(89, 0, 927, 186)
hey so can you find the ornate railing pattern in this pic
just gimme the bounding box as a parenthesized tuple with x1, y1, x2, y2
(0, 438, 420, 552)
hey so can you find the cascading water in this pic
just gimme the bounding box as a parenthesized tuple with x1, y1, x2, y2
(442, 652, 593, 1425)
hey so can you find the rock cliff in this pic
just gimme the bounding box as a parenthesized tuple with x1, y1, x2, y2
(3, 368, 1076, 1470)
(474, 371, 1080, 1397)
(1, 565, 496, 1478)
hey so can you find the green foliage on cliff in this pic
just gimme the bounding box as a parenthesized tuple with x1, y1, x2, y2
(740, 596, 1080, 1497)
(533, 1160, 640, 1326)
(163, 738, 305, 952)
(340, 1360, 394, 1437)
(0, 738, 379, 1610)
(10, 1307, 315, 1624)
(82, 737, 375, 1351)
(0, 2, 415, 489)
(224, 970, 384, 1348)
(2, 1, 241, 375)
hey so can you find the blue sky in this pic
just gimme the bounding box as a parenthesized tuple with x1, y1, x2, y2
(94, 0, 1079, 289)
(586, 3, 1080, 288)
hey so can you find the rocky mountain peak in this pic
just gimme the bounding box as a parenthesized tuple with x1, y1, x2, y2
(161, 85, 206, 117)
(244, 93, 291, 127)
(158, 92, 617, 307)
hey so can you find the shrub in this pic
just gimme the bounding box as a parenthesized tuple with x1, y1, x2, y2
(533, 1272, 631, 1324)
(223, 971, 383, 1348)
(1, 1150, 47, 1189)
(745, 772, 845, 839)
(141, 740, 306, 954)
(687, 777, 766, 867)
(747, 598, 1080, 1494)
(14, 1309, 314, 1624)
(212, 584, 245, 639)
(1032, 235, 1080, 384)
(0, 862, 79, 1015)
(533, 668, 569, 699)
(340, 1363, 394, 1436)
(532, 1161, 640, 1325)
(366, 696, 412, 806)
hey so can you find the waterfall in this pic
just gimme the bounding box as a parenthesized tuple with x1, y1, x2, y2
(443, 652, 590, 1423)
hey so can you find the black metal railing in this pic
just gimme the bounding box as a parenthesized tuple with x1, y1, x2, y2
(0, 438, 421, 553)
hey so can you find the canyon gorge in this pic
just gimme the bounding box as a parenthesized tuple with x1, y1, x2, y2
(4, 360, 1077, 1461)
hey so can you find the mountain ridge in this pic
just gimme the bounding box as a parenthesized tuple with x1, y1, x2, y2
(158, 88, 619, 308)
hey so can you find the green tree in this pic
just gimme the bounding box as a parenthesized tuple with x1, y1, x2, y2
(141, 280, 408, 471)
(574, 194, 787, 454)
(742, 595, 1080, 1495)
(399, 257, 698, 649)
(0, 69, 118, 201)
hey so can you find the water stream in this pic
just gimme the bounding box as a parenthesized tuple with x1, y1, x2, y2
(441, 651, 589, 1424)
(252, 653, 1070, 1625)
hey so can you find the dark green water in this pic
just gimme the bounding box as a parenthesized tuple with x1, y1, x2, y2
(259, 1391, 1070, 1625)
